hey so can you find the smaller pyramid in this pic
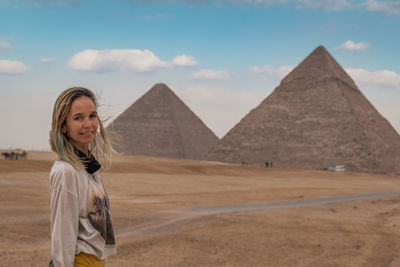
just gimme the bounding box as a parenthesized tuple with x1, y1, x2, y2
(107, 83, 219, 160)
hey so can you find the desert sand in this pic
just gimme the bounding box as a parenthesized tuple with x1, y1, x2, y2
(1, 150, 400, 266)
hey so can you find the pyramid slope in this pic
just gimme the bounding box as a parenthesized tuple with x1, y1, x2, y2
(208, 46, 400, 176)
(108, 83, 219, 160)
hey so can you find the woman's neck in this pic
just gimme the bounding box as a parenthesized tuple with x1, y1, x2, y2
(73, 144, 89, 157)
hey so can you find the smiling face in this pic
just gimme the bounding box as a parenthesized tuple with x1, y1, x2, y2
(62, 96, 99, 155)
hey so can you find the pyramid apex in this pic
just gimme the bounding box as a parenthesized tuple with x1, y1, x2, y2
(147, 83, 175, 96)
(281, 46, 356, 87)
(154, 82, 168, 87)
(314, 45, 328, 51)
(150, 83, 170, 90)
(309, 45, 331, 58)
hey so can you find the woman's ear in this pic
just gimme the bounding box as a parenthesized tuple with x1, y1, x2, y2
(62, 124, 67, 134)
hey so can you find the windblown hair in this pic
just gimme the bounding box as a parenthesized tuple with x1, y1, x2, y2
(49, 87, 113, 170)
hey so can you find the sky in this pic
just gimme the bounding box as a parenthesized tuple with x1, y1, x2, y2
(1, 0, 399, 150)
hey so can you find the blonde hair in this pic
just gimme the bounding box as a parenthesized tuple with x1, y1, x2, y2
(49, 87, 113, 170)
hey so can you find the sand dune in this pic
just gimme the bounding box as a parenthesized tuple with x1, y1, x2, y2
(1, 151, 400, 266)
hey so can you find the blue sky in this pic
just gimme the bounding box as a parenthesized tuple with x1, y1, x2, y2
(1, 0, 399, 150)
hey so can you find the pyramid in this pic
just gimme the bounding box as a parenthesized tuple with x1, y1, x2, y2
(208, 46, 400, 176)
(107, 83, 219, 160)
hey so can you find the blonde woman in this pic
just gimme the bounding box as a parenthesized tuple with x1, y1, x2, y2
(49, 87, 115, 267)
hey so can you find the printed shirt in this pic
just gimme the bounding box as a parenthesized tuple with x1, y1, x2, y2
(49, 160, 116, 267)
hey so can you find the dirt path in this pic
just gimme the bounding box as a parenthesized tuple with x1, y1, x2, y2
(116, 191, 400, 241)
(184, 191, 400, 214)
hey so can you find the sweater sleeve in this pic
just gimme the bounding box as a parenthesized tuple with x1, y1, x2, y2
(50, 162, 80, 267)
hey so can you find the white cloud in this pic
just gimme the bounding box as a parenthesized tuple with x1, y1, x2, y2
(190, 69, 231, 80)
(251, 64, 294, 80)
(172, 54, 198, 67)
(0, 60, 28, 74)
(167, 0, 287, 6)
(69, 49, 198, 73)
(0, 40, 12, 50)
(0, 37, 14, 50)
(130, 0, 352, 10)
(126, 0, 400, 14)
(361, 0, 400, 15)
(40, 57, 56, 63)
(336, 40, 369, 51)
(21, 0, 81, 6)
(346, 68, 400, 89)
(69, 49, 171, 72)
(220, 0, 286, 5)
(294, 0, 350, 10)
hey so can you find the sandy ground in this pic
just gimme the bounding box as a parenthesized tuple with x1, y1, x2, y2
(1, 150, 400, 266)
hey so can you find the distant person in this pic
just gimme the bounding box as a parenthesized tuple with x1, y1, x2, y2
(48, 87, 115, 267)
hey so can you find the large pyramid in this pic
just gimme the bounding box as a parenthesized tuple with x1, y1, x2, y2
(208, 46, 400, 176)
(107, 83, 218, 160)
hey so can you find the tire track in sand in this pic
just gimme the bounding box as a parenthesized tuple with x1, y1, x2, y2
(116, 191, 400, 242)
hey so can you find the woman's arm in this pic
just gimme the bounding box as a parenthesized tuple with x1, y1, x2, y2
(50, 163, 80, 267)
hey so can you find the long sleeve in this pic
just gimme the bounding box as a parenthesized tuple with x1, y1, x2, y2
(50, 163, 80, 267)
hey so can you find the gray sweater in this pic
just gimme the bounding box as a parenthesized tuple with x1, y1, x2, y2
(49, 160, 116, 267)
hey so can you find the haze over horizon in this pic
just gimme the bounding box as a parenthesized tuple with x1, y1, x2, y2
(1, 0, 399, 150)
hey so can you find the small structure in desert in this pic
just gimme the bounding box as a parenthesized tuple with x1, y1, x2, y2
(207, 46, 400, 176)
(1, 150, 27, 160)
(108, 83, 219, 160)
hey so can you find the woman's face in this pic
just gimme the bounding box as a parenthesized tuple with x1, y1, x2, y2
(63, 96, 99, 155)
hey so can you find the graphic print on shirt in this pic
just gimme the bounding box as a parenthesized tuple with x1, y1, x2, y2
(87, 176, 116, 245)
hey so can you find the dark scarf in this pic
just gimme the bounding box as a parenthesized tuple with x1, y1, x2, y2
(74, 147, 101, 174)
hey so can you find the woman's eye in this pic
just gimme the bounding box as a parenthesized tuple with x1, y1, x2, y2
(74, 116, 81, 120)
(90, 114, 97, 119)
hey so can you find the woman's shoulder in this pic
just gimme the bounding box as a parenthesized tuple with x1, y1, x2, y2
(50, 160, 86, 192)
(50, 160, 87, 182)
(51, 160, 77, 175)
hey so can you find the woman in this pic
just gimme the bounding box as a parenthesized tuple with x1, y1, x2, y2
(49, 87, 116, 267)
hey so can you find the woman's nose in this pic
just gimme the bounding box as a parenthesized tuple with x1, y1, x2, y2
(82, 118, 90, 128)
